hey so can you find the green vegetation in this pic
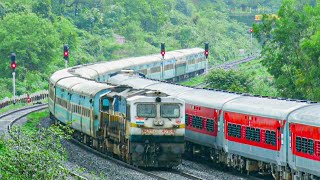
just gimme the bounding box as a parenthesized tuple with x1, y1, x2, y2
(0, 122, 71, 179)
(0, 0, 257, 100)
(0, 103, 25, 114)
(254, 0, 320, 101)
(22, 110, 49, 132)
(0, 110, 78, 179)
(180, 76, 205, 86)
(205, 69, 253, 93)
(237, 59, 279, 96)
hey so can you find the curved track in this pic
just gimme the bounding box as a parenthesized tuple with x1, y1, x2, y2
(3, 104, 87, 180)
(0, 104, 47, 137)
(69, 137, 204, 180)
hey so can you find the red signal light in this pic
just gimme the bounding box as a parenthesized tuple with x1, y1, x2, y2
(249, 28, 253, 33)
(11, 62, 17, 69)
(161, 51, 165, 56)
(64, 51, 68, 56)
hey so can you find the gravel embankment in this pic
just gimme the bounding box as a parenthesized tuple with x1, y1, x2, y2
(41, 118, 254, 180)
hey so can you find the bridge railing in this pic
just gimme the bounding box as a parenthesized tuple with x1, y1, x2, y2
(0, 90, 49, 109)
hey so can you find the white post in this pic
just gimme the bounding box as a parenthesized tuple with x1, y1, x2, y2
(65, 60, 68, 68)
(161, 57, 164, 80)
(12, 71, 16, 105)
(250, 33, 253, 55)
(205, 57, 208, 74)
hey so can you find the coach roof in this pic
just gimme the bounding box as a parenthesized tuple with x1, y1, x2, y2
(288, 104, 320, 127)
(223, 96, 309, 120)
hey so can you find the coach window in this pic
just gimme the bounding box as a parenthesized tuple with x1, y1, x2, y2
(246, 127, 251, 140)
(255, 129, 260, 142)
(185, 114, 189, 126)
(302, 138, 308, 153)
(237, 125, 241, 138)
(296, 137, 302, 152)
(308, 139, 314, 155)
(206, 119, 214, 132)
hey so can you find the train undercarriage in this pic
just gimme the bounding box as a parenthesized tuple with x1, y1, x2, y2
(50, 112, 183, 168)
(185, 141, 319, 180)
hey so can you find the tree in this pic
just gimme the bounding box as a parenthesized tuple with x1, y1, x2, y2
(205, 69, 253, 93)
(0, 13, 61, 76)
(254, 0, 320, 100)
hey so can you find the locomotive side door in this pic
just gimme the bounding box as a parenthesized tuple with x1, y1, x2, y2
(100, 92, 113, 138)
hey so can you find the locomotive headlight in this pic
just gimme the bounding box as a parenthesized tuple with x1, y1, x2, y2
(155, 97, 161, 103)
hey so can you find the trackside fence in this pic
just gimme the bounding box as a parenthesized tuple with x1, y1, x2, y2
(0, 90, 49, 109)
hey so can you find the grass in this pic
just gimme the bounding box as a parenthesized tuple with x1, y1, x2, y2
(22, 110, 49, 132)
(0, 103, 27, 114)
(180, 75, 205, 86)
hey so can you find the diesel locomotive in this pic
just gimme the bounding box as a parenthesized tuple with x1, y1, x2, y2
(49, 70, 185, 167)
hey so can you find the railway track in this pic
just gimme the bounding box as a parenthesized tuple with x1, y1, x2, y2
(69, 137, 204, 180)
(209, 56, 257, 71)
(193, 56, 257, 88)
(0, 103, 48, 137)
(3, 104, 87, 180)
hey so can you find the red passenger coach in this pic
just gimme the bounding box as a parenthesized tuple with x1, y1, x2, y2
(224, 112, 285, 151)
(185, 103, 218, 136)
(288, 105, 320, 179)
(290, 123, 320, 161)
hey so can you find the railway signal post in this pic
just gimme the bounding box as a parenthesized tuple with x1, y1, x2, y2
(249, 28, 253, 55)
(63, 44, 69, 68)
(160, 42, 165, 80)
(10, 53, 16, 105)
(204, 42, 209, 74)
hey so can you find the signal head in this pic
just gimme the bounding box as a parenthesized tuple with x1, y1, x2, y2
(11, 62, 17, 70)
(63, 44, 69, 60)
(11, 53, 16, 62)
(160, 42, 165, 57)
(204, 42, 209, 58)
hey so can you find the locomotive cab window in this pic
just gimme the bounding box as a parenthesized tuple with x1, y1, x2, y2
(160, 104, 180, 118)
(137, 104, 156, 118)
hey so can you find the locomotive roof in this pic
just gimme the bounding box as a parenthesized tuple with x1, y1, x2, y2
(223, 96, 309, 120)
(288, 104, 320, 127)
(108, 74, 161, 89)
(50, 69, 75, 84)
